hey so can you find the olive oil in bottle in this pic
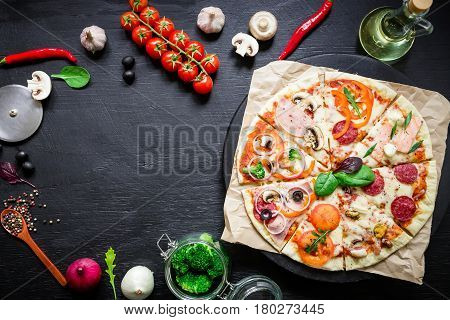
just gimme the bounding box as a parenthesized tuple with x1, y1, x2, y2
(359, 0, 434, 62)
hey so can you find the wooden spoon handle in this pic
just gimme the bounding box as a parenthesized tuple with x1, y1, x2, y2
(24, 236, 67, 287)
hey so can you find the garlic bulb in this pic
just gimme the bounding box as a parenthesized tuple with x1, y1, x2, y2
(80, 26, 107, 54)
(121, 266, 154, 300)
(197, 7, 225, 34)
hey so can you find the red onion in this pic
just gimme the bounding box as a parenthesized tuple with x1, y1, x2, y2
(66, 258, 101, 292)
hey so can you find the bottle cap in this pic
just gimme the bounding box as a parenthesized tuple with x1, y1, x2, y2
(409, 0, 433, 13)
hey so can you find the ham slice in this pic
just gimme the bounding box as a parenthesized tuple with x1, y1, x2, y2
(392, 116, 423, 153)
(275, 98, 314, 137)
(368, 121, 392, 162)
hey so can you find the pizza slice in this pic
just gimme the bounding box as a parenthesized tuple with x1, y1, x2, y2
(353, 95, 433, 167)
(282, 193, 344, 271)
(321, 71, 398, 166)
(236, 115, 327, 184)
(351, 160, 437, 236)
(241, 179, 316, 251)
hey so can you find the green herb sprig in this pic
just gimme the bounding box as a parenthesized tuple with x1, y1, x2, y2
(390, 121, 398, 139)
(343, 87, 361, 117)
(403, 111, 412, 129)
(105, 247, 117, 300)
(364, 143, 377, 158)
(408, 140, 423, 154)
(305, 229, 330, 254)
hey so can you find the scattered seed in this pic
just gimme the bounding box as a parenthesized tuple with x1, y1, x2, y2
(49, 220, 53, 224)
(56, 219, 60, 223)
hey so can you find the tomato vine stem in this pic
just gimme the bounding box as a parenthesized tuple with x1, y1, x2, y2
(135, 14, 209, 76)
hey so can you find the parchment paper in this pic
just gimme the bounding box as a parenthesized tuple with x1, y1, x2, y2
(221, 61, 450, 284)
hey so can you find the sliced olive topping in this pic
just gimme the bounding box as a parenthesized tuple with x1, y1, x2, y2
(260, 209, 273, 221)
(292, 190, 304, 203)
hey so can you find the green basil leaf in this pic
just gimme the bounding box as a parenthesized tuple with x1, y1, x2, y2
(51, 66, 90, 89)
(334, 165, 375, 187)
(343, 87, 361, 117)
(408, 140, 423, 154)
(314, 172, 339, 196)
(403, 111, 412, 128)
(363, 143, 377, 158)
(390, 121, 397, 139)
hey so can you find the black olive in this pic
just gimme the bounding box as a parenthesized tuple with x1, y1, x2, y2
(15, 150, 29, 163)
(260, 209, 273, 221)
(123, 70, 135, 85)
(122, 56, 135, 69)
(292, 190, 304, 203)
(22, 161, 35, 174)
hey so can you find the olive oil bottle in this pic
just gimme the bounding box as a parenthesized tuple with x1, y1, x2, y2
(359, 0, 434, 62)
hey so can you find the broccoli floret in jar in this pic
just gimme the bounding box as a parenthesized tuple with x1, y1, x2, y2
(207, 250, 225, 279)
(186, 244, 212, 271)
(176, 272, 213, 294)
(171, 246, 190, 275)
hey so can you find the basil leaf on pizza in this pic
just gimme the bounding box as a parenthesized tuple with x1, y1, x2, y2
(404, 111, 412, 128)
(314, 172, 339, 196)
(334, 165, 375, 187)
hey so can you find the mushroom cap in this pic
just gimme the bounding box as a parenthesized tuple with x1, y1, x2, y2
(27, 71, 52, 101)
(249, 11, 278, 41)
(231, 32, 259, 57)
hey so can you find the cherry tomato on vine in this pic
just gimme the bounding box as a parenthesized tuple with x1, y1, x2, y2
(154, 17, 175, 38)
(139, 6, 160, 26)
(161, 51, 182, 72)
(168, 30, 190, 51)
(185, 41, 205, 61)
(132, 25, 152, 47)
(201, 54, 220, 74)
(129, 0, 148, 13)
(120, 11, 139, 31)
(145, 37, 168, 59)
(193, 74, 213, 95)
(177, 62, 199, 83)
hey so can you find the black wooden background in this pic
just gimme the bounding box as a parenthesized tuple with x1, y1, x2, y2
(0, 0, 449, 300)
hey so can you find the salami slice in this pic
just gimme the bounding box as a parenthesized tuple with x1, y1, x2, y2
(362, 171, 384, 196)
(391, 196, 416, 222)
(254, 197, 276, 222)
(394, 163, 418, 184)
(332, 120, 358, 145)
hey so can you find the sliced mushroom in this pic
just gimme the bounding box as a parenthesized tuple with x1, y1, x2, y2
(260, 135, 273, 149)
(291, 91, 310, 104)
(349, 247, 368, 258)
(27, 71, 52, 101)
(304, 126, 324, 151)
(300, 96, 322, 112)
(261, 189, 280, 203)
(231, 33, 259, 57)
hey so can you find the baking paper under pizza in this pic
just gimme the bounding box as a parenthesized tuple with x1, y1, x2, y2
(236, 70, 437, 271)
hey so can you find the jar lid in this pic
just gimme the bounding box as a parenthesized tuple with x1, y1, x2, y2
(226, 275, 282, 300)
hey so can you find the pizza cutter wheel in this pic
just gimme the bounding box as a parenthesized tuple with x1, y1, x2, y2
(0, 84, 43, 143)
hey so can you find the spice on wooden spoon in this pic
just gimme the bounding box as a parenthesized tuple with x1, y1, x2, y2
(1, 209, 67, 287)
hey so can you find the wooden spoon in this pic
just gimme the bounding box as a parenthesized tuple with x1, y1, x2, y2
(1, 209, 67, 286)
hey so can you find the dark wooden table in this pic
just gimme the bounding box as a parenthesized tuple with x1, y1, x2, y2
(1, 0, 449, 300)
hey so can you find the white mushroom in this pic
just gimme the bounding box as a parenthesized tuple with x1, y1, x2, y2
(292, 91, 310, 104)
(304, 126, 324, 151)
(249, 11, 278, 41)
(27, 71, 52, 101)
(232, 33, 259, 57)
(197, 7, 225, 34)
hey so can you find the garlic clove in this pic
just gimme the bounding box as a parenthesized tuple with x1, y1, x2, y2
(121, 266, 154, 300)
(197, 7, 225, 34)
(80, 25, 107, 54)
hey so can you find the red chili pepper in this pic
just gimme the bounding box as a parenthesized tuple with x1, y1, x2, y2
(0, 48, 77, 66)
(278, 0, 334, 60)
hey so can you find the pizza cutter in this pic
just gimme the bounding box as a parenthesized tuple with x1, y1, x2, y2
(0, 84, 43, 143)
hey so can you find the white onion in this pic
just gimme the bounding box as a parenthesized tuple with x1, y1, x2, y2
(252, 134, 276, 156)
(264, 213, 287, 235)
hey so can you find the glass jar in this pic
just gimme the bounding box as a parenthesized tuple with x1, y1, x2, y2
(157, 233, 282, 300)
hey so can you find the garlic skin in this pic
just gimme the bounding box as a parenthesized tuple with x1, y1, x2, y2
(121, 266, 154, 300)
(197, 7, 225, 34)
(80, 26, 107, 54)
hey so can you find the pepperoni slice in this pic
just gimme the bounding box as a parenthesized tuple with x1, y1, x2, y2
(362, 171, 384, 196)
(391, 196, 416, 222)
(332, 120, 358, 145)
(394, 164, 418, 184)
